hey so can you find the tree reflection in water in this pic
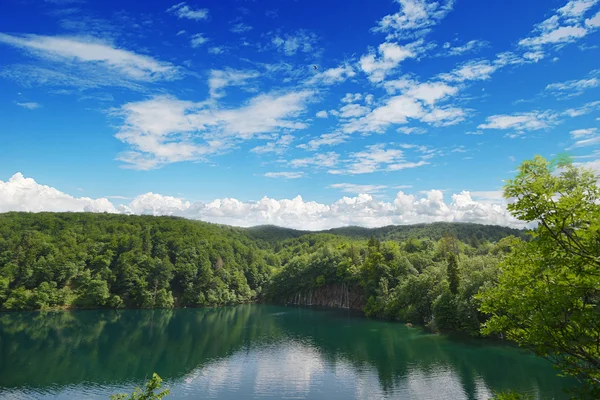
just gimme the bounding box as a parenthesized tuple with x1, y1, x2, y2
(0, 305, 573, 399)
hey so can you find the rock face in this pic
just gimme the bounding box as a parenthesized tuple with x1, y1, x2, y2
(284, 283, 365, 310)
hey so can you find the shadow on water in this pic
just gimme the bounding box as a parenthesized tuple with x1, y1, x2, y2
(0, 305, 574, 399)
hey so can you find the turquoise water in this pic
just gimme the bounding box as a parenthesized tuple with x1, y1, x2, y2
(0, 305, 573, 399)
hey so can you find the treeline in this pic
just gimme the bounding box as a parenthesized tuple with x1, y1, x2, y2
(266, 230, 517, 336)
(0, 212, 518, 317)
(0, 213, 275, 310)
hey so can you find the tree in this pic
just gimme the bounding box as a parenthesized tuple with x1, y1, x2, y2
(110, 373, 170, 400)
(478, 155, 600, 397)
(447, 252, 459, 295)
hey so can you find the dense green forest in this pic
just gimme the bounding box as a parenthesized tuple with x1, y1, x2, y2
(0, 211, 518, 322)
(1, 155, 599, 397)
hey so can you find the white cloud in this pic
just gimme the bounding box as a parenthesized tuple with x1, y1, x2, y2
(264, 172, 304, 179)
(342, 93, 363, 103)
(208, 68, 259, 99)
(271, 30, 319, 56)
(231, 23, 252, 33)
(208, 46, 225, 55)
(290, 152, 339, 168)
(518, 0, 599, 54)
(442, 40, 488, 56)
(338, 103, 371, 118)
(373, 0, 455, 39)
(167, 2, 209, 20)
(340, 75, 466, 134)
(438, 59, 498, 82)
(315, 110, 328, 118)
(251, 134, 293, 154)
(190, 33, 209, 48)
(297, 132, 349, 151)
(113, 90, 314, 169)
(397, 126, 427, 134)
(545, 69, 600, 96)
(359, 40, 423, 83)
(587, 10, 600, 26)
(0, 33, 180, 85)
(307, 64, 355, 85)
(385, 78, 459, 104)
(329, 183, 389, 194)
(0, 172, 527, 229)
(478, 111, 558, 133)
(563, 100, 600, 117)
(328, 143, 429, 175)
(568, 135, 600, 148)
(16, 101, 41, 109)
(570, 127, 598, 137)
(0, 173, 116, 213)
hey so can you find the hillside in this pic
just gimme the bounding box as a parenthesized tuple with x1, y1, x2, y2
(244, 221, 527, 244)
(0, 211, 524, 315)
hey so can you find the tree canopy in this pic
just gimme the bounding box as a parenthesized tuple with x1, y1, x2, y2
(479, 155, 600, 398)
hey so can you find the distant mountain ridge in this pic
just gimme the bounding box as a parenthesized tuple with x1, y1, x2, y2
(245, 221, 527, 243)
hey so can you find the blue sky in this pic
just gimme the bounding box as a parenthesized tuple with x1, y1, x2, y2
(0, 0, 599, 229)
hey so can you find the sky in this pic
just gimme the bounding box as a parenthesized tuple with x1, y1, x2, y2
(0, 0, 599, 230)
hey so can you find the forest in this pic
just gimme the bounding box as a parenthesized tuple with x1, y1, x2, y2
(0, 155, 598, 397)
(0, 211, 520, 323)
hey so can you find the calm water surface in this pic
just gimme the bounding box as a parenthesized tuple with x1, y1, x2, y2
(0, 305, 573, 399)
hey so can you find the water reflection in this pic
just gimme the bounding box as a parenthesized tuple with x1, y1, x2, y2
(0, 305, 572, 399)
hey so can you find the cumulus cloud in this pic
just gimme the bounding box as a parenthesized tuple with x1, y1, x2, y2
(0, 33, 180, 89)
(167, 2, 209, 20)
(113, 90, 315, 169)
(315, 110, 328, 118)
(373, 0, 455, 39)
(0, 173, 527, 229)
(0, 173, 116, 213)
(340, 76, 466, 134)
(328, 143, 430, 175)
(359, 40, 423, 83)
(307, 64, 355, 85)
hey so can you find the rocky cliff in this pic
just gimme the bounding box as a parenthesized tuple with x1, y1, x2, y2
(284, 283, 365, 310)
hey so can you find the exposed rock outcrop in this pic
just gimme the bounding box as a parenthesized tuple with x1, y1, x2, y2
(284, 283, 365, 310)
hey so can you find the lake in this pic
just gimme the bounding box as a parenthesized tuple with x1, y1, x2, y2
(0, 305, 573, 399)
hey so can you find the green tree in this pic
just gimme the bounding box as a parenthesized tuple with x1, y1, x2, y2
(478, 155, 600, 397)
(447, 252, 459, 295)
(110, 373, 170, 400)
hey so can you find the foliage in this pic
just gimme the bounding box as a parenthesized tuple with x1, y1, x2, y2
(0, 212, 519, 337)
(110, 373, 169, 400)
(491, 390, 534, 400)
(447, 252, 459, 295)
(0, 213, 275, 310)
(478, 155, 600, 398)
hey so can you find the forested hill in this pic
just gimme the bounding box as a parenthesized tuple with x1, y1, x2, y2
(0, 211, 522, 313)
(244, 222, 527, 244)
